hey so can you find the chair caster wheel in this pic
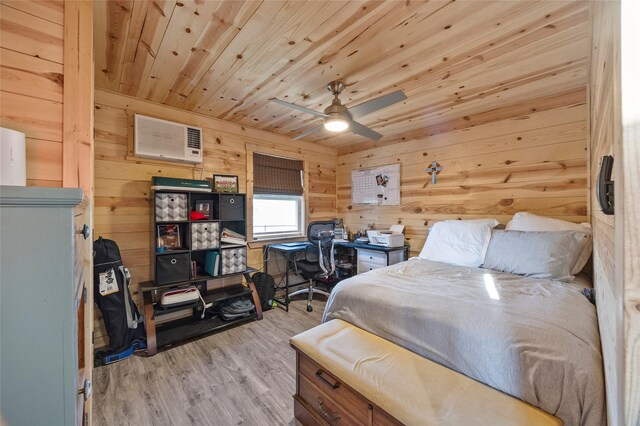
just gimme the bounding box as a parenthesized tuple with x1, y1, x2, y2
(307, 305, 313, 312)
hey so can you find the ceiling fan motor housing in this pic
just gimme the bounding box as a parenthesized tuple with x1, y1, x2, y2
(324, 103, 351, 119)
(327, 81, 345, 96)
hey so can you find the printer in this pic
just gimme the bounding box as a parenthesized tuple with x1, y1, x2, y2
(366, 225, 405, 247)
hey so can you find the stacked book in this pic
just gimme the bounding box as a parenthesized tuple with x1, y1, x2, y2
(221, 228, 246, 246)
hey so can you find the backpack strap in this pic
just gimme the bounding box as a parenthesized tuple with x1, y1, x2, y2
(119, 266, 140, 329)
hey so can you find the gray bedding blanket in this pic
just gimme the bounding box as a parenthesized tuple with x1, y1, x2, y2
(323, 258, 605, 426)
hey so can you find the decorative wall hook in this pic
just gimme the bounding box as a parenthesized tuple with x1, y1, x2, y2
(425, 161, 443, 184)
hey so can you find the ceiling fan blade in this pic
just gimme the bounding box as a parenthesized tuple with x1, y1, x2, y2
(350, 120, 383, 140)
(270, 98, 329, 118)
(291, 124, 325, 141)
(348, 90, 407, 120)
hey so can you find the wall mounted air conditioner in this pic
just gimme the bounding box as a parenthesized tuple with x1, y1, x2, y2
(134, 114, 202, 164)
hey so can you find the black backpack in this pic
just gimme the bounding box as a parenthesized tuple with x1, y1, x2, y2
(251, 272, 276, 311)
(93, 237, 146, 354)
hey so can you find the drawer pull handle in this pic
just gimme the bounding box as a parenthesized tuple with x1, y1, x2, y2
(316, 369, 340, 389)
(79, 224, 90, 240)
(317, 397, 340, 422)
(78, 379, 92, 401)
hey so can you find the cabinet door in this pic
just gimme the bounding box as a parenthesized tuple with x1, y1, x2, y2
(75, 207, 93, 425)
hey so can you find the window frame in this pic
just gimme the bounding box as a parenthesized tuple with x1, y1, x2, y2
(246, 148, 309, 245)
(251, 193, 306, 241)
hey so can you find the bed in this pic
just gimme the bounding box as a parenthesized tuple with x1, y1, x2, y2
(322, 258, 606, 426)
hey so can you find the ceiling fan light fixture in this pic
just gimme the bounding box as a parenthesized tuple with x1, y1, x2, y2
(324, 117, 349, 132)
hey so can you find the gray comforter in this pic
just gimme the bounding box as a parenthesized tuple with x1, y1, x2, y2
(323, 258, 605, 426)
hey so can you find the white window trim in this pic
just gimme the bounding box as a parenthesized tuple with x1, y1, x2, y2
(252, 194, 306, 241)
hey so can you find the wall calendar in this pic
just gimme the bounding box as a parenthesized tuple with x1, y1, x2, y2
(351, 164, 401, 205)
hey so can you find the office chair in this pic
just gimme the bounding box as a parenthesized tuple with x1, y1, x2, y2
(290, 221, 337, 312)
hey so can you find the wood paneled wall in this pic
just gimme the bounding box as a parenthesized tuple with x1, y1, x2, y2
(620, 1, 640, 422)
(590, 1, 640, 424)
(93, 89, 336, 347)
(337, 92, 589, 255)
(616, 1, 640, 425)
(589, 2, 623, 425)
(0, 0, 65, 187)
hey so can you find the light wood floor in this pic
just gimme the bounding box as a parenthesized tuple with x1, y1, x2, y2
(93, 299, 324, 426)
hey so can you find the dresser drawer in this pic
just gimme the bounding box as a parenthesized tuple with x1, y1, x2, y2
(298, 373, 363, 425)
(357, 260, 384, 274)
(298, 354, 370, 421)
(357, 249, 387, 266)
(294, 396, 323, 426)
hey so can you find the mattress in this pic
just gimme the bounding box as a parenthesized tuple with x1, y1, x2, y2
(322, 258, 605, 426)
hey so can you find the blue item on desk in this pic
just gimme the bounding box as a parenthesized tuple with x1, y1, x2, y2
(279, 242, 308, 248)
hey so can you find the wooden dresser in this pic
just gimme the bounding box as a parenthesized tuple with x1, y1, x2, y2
(0, 186, 93, 425)
(294, 351, 400, 425)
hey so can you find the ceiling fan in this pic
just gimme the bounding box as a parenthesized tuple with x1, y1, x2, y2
(269, 81, 407, 141)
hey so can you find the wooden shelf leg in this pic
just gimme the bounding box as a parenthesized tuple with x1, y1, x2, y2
(143, 291, 158, 356)
(246, 277, 263, 321)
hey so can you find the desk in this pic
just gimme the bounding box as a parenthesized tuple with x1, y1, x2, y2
(263, 243, 307, 312)
(264, 242, 411, 311)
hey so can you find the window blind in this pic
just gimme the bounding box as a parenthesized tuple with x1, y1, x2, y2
(253, 153, 304, 196)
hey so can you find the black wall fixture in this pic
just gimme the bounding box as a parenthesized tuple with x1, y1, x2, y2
(597, 155, 615, 215)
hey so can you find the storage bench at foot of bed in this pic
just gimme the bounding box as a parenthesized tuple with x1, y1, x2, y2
(290, 319, 562, 426)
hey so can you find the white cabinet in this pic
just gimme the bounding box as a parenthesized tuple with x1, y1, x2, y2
(356, 248, 406, 274)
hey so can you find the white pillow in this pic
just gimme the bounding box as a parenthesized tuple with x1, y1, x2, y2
(505, 212, 592, 274)
(506, 212, 591, 235)
(483, 230, 585, 282)
(419, 219, 499, 267)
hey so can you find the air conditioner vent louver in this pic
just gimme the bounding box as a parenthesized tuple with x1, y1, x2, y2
(186, 127, 201, 149)
(134, 114, 202, 164)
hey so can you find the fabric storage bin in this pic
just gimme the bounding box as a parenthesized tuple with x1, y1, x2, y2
(191, 222, 220, 250)
(155, 193, 188, 221)
(219, 195, 245, 220)
(156, 252, 190, 285)
(221, 247, 247, 275)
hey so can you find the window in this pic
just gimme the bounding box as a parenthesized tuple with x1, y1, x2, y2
(252, 153, 305, 240)
(253, 194, 305, 239)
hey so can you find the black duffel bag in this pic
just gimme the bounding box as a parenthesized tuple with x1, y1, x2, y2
(93, 237, 146, 354)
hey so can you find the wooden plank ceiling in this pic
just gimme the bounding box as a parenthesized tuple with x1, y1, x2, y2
(94, 0, 589, 154)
